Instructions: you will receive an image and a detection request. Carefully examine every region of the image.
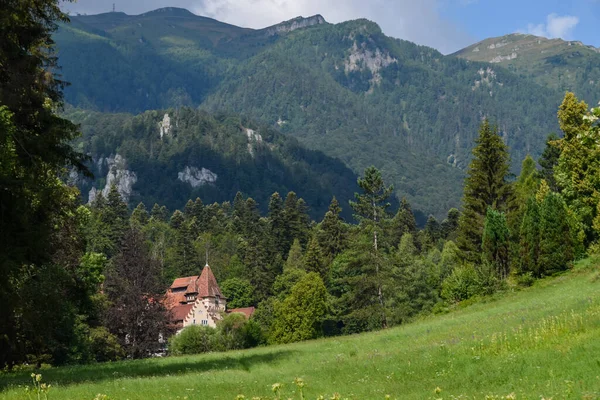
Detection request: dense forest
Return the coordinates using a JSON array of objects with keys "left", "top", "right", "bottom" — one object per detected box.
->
[
  {"left": 66, "top": 108, "right": 360, "bottom": 220},
  {"left": 52, "top": 8, "right": 569, "bottom": 217},
  {"left": 2, "top": 0, "right": 600, "bottom": 370}
]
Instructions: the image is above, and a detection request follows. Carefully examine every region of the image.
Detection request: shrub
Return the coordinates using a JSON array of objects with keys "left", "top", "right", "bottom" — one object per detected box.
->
[
  {"left": 441, "top": 264, "right": 480, "bottom": 303},
  {"left": 168, "top": 325, "right": 219, "bottom": 355}
]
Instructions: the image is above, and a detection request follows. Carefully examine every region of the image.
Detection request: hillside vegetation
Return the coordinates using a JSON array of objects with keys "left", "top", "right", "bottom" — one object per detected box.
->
[
  {"left": 454, "top": 33, "right": 600, "bottom": 104},
  {"left": 1, "top": 258, "right": 599, "bottom": 399},
  {"left": 53, "top": 9, "right": 568, "bottom": 216}
]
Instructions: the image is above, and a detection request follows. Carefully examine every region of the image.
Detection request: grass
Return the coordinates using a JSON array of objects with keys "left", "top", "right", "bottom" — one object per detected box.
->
[{"left": 2, "top": 258, "right": 600, "bottom": 399}]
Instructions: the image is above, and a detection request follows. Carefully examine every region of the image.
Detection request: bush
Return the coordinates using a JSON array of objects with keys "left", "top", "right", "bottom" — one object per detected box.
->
[
  {"left": 168, "top": 325, "right": 219, "bottom": 355},
  {"left": 89, "top": 327, "right": 124, "bottom": 362},
  {"left": 441, "top": 264, "right": 480, "bottom": 303}
]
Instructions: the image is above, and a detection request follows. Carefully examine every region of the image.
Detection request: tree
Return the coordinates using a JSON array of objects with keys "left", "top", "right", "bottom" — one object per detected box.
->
[
  {"left": 554, "top": 93, "right": 600, "bottom": 244},
  {"left": 440, "top": 208, "right": 460, "bottom": 240},
  {"left": 481, "top": 208, "right": 511, "bottom": 280},
  {"left": 102, "top": 184, "right": 129, "bottom": 255},
  {"left": 518, "top": 197, "right": 540, "bottom": 277},
  {"left": 538, "top": 193, "right": 575, "bottom": 276},
  {"left": 317, "top": 197, "right": 347, "bottom": 261},
  {"left": 104, "top": 228, "right": 171, "bottom": 358},
  {"left": 303, "top": 236, "right": 325, "bottom": 278},
  {"left": 131, "top": 202, "right": 149, "bottom": 227},
  {"left": 424, "top": 215, "right": 441, "bottom": 243},
  {"left": 349, "top": 166, "right": 394, "bottom": 328},
  {"left": 0, "top": 0, "right": 87, "bottom": 368},
  {"left": 457, "top": 120, "right": 513, "bottom": 263},
  {"left": 268, "top": 192, "right": 288, "bottom": 256},
  {"left": 538, "top": 133, "right": 561, "bottom": 192},
  {"left": 270, "top": 272, "right": 328, "bottom": 344},
  {"left": 283, "top": 192, "right": 310, "bottom": 247},
  {"left": 221, "top": 278, "right": 255, "bottom": 309}
]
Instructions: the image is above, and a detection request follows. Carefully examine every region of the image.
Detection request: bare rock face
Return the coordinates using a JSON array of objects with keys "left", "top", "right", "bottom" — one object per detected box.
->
[
  {"left": 177, "top": 166, "right": 217, "bottom": 188},
  {"left": 88, "top": 154, "right": 137, "bottom": 203},
  {"left": 265, "top": 15, "right": 326, "bottom": 36},
  {"left": 345, "top": 41, "right": 397, "bottom": 89},
  {"left": 159, "top": 113, "right": 172, "bottom": 139},
  {"left": 245, "top": 128, "right": 263, "bottom": 157}
]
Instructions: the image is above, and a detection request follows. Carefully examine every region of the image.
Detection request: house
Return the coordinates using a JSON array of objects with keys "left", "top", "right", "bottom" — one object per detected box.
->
[{"left": 165, "top": 264, "right": 255, "bottom": 332}]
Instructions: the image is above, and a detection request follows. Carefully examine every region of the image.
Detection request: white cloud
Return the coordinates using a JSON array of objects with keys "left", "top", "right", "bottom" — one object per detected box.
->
[
  {"left": 525, "top": 13, "right": 579, "bottom": 40},
  {"left": 61, "top": 0, "right": 474, "bottom": 54}
]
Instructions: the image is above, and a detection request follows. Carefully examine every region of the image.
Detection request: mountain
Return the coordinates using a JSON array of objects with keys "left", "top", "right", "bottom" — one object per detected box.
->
[
  {"left": 453, "top": 33, "right": 600, "bottom": 104},
  {"left": 54, "top": 9, "right": 578, "bottom": 217},
  {"left": 66, "top": 108, "right": 359, "bottom": 220}
]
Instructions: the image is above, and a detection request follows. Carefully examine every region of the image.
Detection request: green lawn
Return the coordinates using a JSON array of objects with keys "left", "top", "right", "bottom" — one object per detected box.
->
[{"left": 2, "top": 259, "right": 600, "bottom": 400}]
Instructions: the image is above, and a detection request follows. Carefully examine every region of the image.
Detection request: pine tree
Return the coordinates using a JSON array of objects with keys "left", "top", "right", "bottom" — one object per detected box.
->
[
  {"left": 283, "top": 192, "right": 310, "bottom": 247},
  {"left": 303, "top": 236, "right": 325, "bottom": 278},
  {"left": 350, "top": 166, "right": 394, "bottom": 328},
  {"left": 268, "top": 192, "right": 288, "bottom": 256},
  {"left": 518, "top": 197, "right": 540, "bottom": 276},
  {"left": 440, "top": 208, "right": 460, "bottom": 240},
  {"left": 103, "top": 184, "right": 129, "bottom": 255},
  {"left": 481, "top": 208, "right": 511, "bottom": 280},
  {"left": 538, "top": 133, "right": 561, "bottom": 192},
  {"left": 391, "top": 198, "right": 417, "bottom": 246},
  {"left": 131, "top": 202, "right": 149, "bottom": 227},
  {"left": 457, "top": 120, "right": 513, "bottom": 263},
  {"left": 424, "top": 215, "right": 441, "bottom": 243},
  {"left": 317, "top": 197, "right": 347, "bottom": 261},
  {"left": 538, "top": 193, "right": 574, "bottom": 276}
]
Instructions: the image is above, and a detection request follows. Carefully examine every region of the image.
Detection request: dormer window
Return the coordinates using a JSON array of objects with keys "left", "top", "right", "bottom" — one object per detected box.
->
[{"left": 186, "top": 294, "right": 196, "bottom": 302}]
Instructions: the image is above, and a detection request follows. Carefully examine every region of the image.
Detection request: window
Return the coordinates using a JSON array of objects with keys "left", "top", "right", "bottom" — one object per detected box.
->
[
  {"left": 193, "top": 319, "right": 196, "bottom": 325},
  {"left": 202, "top": 320, "right": 208, "bottom": 326}
]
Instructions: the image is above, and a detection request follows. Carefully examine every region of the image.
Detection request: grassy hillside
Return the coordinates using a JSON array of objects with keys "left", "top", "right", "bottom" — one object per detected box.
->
[
  {"left": 2, "top": 258, "right": 599, "bottom": 399},
  {"left": 454, "top": 33, "right": 600, "bottom": 104}
]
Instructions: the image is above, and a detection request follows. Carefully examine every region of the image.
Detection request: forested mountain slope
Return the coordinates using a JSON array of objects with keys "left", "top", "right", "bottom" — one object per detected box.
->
[
  {"left": 67, "top": 108, "right": 359, "bottom": 219},
  {"left": 55, "top": 8, "right": 581, "bottom": 216},
  {"left": 454, "top": 33, "right": 600, "bottom": 104}
]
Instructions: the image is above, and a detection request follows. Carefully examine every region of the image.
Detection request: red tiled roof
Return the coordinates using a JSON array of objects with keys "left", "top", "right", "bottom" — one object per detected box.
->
[
  {"left": 170, "top": 275, "right": 200, "bottom": 291},
  {"left": 197, "top": 265, "right": 223, "bottom": 298},
  {"left": 227, "top": 307, "right": 255, "bottom": 319},
  {"left": 170, "top": 304, "right": 193, "bottom": 322}
]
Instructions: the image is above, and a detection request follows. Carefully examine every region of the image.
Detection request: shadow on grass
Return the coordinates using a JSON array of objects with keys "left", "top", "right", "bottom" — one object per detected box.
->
[{"left": 0, "top": 350, "right": 296, "bottom": 391}]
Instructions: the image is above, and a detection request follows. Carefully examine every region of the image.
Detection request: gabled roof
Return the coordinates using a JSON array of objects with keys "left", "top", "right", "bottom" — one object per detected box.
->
[
  {"left": 227, "top": 307, "right": 255, "bottom": 319},
  {"left": 197, "top": 265, "right": 223, "bottom": 298},
  {"left": 170, "top": 275, "right": 200, "bottom": 291},
  {"left": 170, "top": 304, "right": 194, "bottom": 322}
]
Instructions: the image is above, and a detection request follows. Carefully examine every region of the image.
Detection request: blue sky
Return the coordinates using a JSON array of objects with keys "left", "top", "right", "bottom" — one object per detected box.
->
[
  {"left": 62, "top": 0, "right": 600, "bottom": 54},
  {"left": 442, "top": 0, "right": 600, "bottom": 48}
]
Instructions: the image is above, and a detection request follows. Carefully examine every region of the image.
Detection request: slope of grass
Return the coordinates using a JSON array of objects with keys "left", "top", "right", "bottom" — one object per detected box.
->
[{"left": 2, "top": 258, "right": 600, "bottom": 399}]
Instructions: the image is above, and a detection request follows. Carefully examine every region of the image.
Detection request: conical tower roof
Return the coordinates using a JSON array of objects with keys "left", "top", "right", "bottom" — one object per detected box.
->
[{"left": 197, "top": 264, "right": 222, "bottom": 298}]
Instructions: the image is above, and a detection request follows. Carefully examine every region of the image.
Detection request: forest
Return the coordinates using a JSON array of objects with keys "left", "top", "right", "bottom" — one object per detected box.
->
[{"left": 2, "top": 0, "right": 600, "bottom": 371}]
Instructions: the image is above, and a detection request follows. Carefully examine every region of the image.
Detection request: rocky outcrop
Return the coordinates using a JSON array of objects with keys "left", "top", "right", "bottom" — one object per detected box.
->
[
  {"left": 88, "top": 154, "right": 137, "bottom": 203},
  {"left": 177, "top": 166, "right": 217, "bottom": 188},
  {"left": 245, "top": 128, "right": 263, "bottom": 157},
  {"left": 265, "top": 15, "right": 326, "bottom": 36},
  {"left": 345, "top": 41, "right": 397, "bottom": 88},
  {"left": 159, "top": 113, "right": 172, "bottom": 139}
]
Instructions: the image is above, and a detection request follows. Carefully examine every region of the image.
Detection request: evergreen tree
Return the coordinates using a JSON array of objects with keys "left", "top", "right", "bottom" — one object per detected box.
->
[
  {"left": 268, "top": 192, "right": 288, "bottom": 256},
  {"left": 391, "top": 198, "right": 417, "bottom": 246},
  {"left": 481, "top": 208, "right": 511, "bottom": 280},
  {"left": 518, "top": 197, "right": 540, "bottom": 276},
  {"left": 221, "top": 278, "right": 255, "bottom": 309},
  {"left": 303, "top": 236, "right": 325, "bottom": 278},
  {"left": 283, "top": 192, "right": 310, "bottom": 247},
  {"left": 424, "top": 215, "right": 441, "bottom": 243},
  {"left": 440, "top": 208, "right": 460, "bottom": 240},
  {"left": 349, "top": 166, "right": 394, "bottom": 328},
  {"left": 538, "top": 133, "right": 561, "bottom": 192},
  {"left": 538, "top": 193, "right": 574, "bottom": 276},
  {"left": 102, "top": 185, "right": 129, "bottom": 255},
  {"left": 457, "top": 120, "right": 513, "bottom": 263},
  {"left": 270, "top": 272, "right": 328, "bottom": 344},
  {"left": 317, "top": 197, "right": 347, "bottom": 261},
  {"left": 131, "top": 202, "right": 149, "bottom": 227}
]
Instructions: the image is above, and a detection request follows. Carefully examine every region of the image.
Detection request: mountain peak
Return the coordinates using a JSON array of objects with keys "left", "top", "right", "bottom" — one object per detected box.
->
[
  {"left": 263, "top": 15, "right": 327, "bottom": 36},
  {"left": 139, "top": 7, "right": 196, "bottom": 17}
]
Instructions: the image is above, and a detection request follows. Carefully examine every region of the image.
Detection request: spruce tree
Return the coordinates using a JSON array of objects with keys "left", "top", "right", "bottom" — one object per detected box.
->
[
  {"left": 317, "top": 197, "right": 347, "bottom": 261},
  {"left": 131, "top": 202, "right": 149, "bottom": 227},
  {"left": 303, "top": 236, "right": 325, "bottom": 278},
  {"left": 538, "top": 193, "right": 574, "bottom": 276},
  {"left": 268, "top": 192, "right": 288, "bottom": 256},
  {"left": 350, "top": 166, "right": 394, "bottom": 328},
  {"left": 440, "top": 208, "right": 460, "bottom": 240},
  {"left": 518, "top": 197, "right": 540, "bottom": 276},
  {"left": 538, "top": 133, "right": 561, "bottom": 192},
  {"left": 391, "top": 198, "right": 417, "bottom": 246},
  {"left": 481, "top": 208, "right": 511, "bottom": 280},
  {"left": 457, "top": 120, "right": 513, "bottom": 263}
]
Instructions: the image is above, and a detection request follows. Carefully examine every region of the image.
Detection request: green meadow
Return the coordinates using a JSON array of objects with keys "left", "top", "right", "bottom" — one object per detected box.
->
[{"left": 2, "top": 258, "right": 600, "bottom": 400}]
